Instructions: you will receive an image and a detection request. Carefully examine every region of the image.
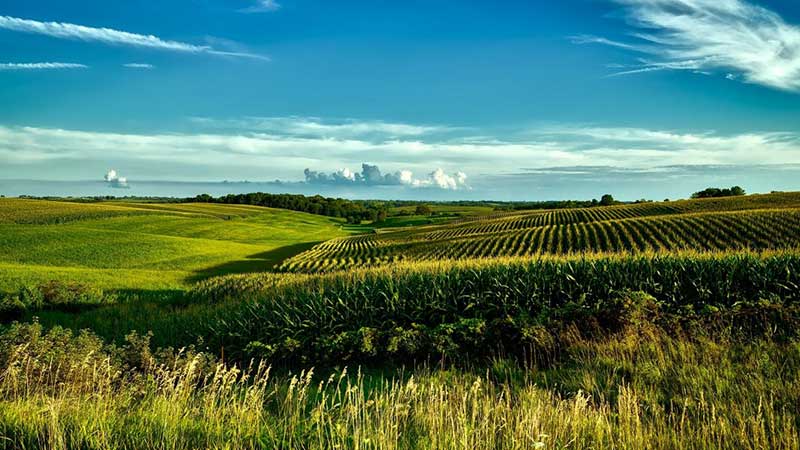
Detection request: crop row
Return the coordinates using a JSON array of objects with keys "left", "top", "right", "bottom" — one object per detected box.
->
[
  {"left": 203, "top": 251, "right": 800, "bottom": 364},
  {"left": 0, "top": 199, "right": 159, "bottom": 225},
  {"left": 422, "top": 203, "right": 683, "bottom": 241},
  {"left": 281, "top": 209, "right": 800, "bottom": 272}
]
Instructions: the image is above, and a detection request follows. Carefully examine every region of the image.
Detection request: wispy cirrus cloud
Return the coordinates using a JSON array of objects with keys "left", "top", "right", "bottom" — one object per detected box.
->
[
  {"left": 189, "top": 116, "right": 454, "bottom": 140},
  {"left": 0, "top": 62, "right": 88, "bottom": 70},
  {"left": 240, "top": 0, "right": 282, "bottom": 13},
  {"left": 123, "top": 63, "right": 154, "bottom": 69},
  {"left": 0, "top": 15, "right": 268, "bottom": 60},
  {"left": 575, "top": 0, "right": 800, "bottom": 92}
]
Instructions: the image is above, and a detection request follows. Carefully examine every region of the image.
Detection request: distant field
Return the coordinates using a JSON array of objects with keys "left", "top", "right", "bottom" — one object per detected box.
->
[
  {"left": 280, "top": 192, "right": 800, "bottom": 272},
  {"left": 0, "top": 199, "right": 351, "bottom": 292}
]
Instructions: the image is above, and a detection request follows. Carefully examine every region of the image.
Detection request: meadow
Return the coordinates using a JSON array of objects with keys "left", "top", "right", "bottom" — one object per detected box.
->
[
  {"left": 0, "top": 199, "right": 352, "bottom": 291},
  {"left": 1, "top": 193, "right": 800, "bottom": 449}
]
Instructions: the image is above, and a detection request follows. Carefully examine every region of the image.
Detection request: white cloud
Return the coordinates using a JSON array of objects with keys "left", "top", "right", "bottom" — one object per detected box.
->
[
  {"left": 0, "top": 15, "right": 268, "bottom": 60},
  {"left": 576, "top": 0, "right": 800, "bottom": 92},
  {"left": 304, "top": 164, "right": 470, "bottom": 190},
  {"left": 104, "top": 169, "right": 129, "bottom": 188},
  {"left": 123, "top": 63, "right": 154, "bottom": 69},
  {"left": 2, "top": 123, "right": 800, "bottom": 182},
  {"left": 240, "top": 0, "right": 281, "bottom": 13},
  {"left": 422, "top": 169, "right": 469, "bottom": 190},
  {"left": 0, "top": 62, "right": 87, "bottom": 70},
  {"left": 190, "top": 116, "right": 449, "bottom": 140}
]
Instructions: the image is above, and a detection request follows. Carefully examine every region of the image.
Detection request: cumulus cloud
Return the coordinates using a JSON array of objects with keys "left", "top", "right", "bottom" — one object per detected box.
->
[
  {"left": 104, "top": 169, "right": 129, "bottom": 188},
  {"left": 240, "top": 0, "right": 281, "bottom": 13},
  {"left": 0, "top": 62, "right": 87, "bottom": 70},
  {"left": 0, "top": 15, "right": 268, "bottom": 60},
  {"left": 123, "top": 63, "right": 154, "bottom": 69},
  {"left": 576, "top": 0, "right": 800, "bottom": 92},
  {"left": 304, "top": 164, "right": 469, "bottom": 190}
]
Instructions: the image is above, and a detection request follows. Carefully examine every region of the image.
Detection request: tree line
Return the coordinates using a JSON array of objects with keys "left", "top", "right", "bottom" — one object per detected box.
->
[
  {"left": 190, "top": 193, "right": 387, "bottom": 224},
  {"left": 691, "top": 186, "right": 746, "bottom": 199}
]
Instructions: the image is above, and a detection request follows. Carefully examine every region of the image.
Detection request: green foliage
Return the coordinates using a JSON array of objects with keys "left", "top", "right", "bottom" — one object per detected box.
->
[
  {"left": 194, "top": 192, "right": 389, "bottom": 222},
  {"left": 0, "top": 321, "right": 799, "bottom": 449},
  {"left": 415, "top": 204, "right": 433, "bottom": 216},
  {"left": 692, "top": 185, "right": 747, "bottom": 198},
  {"left": 599, "top": 194, "right": 615, "bottom": 206},
  {"left": 192, "top": 252, "right": 800, "bottom": 365},
  {"left": 0, "top": 281, "right": 113, "bottom": 320}
]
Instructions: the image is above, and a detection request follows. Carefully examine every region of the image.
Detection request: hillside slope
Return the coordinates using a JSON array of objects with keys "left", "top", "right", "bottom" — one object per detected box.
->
[{"left": 0, "top": 199, "right": 351, "bottom": 291}]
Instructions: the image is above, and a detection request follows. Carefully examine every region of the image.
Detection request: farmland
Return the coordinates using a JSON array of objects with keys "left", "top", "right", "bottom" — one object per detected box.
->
[
  {"left": 1, "top": 193, "right": 800, "bottom": 449},
  {"left": 0, "top": 199, "right": 352, "bottom": 291},
  {"left": 281, "top": 192, "right": 800, "bottom": 272}
]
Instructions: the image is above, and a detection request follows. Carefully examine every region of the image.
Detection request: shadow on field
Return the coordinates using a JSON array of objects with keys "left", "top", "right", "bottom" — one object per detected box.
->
[{"left": 186, "top": 241, "right": 321, "bottom": 283}]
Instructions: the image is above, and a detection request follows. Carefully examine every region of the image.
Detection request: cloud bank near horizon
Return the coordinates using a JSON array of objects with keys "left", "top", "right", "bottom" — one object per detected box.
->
[
  {"left": 304, "top": 164, "right": 469, "bottom": 190},
  {"left": 2, "top": 118, "right": 800, "bottom": 188}
]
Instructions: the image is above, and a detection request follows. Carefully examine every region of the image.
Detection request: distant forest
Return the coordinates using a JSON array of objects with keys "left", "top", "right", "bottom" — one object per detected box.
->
[{"left": 189, "top": 192, "right": 627, "bottom": 223}]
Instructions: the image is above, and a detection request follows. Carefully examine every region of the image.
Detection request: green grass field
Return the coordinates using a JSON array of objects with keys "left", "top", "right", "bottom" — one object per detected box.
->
[{"left": 0, "top": 199, "right": 352, "bottom": 292}]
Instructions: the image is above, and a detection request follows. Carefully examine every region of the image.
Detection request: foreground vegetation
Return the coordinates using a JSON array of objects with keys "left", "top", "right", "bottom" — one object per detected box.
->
[
  {"left": 2, "top": 192, "right": 800, "bottom": 448},
  {"left": 1, "top": 318, "right": 798, "bottom": 449}
]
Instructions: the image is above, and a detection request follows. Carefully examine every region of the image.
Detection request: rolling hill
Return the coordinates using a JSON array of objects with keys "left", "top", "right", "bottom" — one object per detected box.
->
[{"left": 0, "top": 199, "right": 351, "bottom": 291}]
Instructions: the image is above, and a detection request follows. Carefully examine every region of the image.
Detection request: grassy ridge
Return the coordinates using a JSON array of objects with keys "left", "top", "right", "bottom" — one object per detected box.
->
[{"left": 0, "top": 199, "right": 351, "bottom": 291}]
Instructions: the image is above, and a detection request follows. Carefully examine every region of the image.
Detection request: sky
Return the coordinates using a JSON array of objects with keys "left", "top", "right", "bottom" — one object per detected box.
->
[{"left": 1, "top": 0, "right": 800, "bottom": 200}]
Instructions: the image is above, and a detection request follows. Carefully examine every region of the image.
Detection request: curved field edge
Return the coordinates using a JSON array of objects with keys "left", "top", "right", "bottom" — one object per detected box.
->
[{"left": 0, "top": 199, "right": 354, "bottom": 291}]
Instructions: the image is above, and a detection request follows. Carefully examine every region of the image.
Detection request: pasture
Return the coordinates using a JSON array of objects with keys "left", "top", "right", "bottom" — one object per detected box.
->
[{"left": 0, "top": 199, "right": 351, "bottom": 291}]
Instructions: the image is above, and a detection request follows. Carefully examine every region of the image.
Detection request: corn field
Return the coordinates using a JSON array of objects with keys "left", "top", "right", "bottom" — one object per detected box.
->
[{"left": 281, "top": 205, "right": 800, "bottom": 272}]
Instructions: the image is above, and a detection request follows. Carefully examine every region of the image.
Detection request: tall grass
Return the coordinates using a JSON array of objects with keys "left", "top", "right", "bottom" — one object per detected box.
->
[{"left": 0, "top": 321, "right": 797, "bottom": 449}]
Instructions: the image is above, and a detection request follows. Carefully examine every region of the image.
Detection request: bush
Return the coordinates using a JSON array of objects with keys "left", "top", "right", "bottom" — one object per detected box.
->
[{"left": 0, "top": 281, "right": 114, "bottom": 321}]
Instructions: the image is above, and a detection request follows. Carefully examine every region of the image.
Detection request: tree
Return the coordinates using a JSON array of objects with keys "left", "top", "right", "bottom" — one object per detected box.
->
[
  {"left": 415, "top": 205, "right": 433, "bottom": 216},
  {"left": 691, "top": 186, "right": 746, "bottom": 199},
  {"left": 730, "top": 186, "right": 746, "bottom": 196},
  {"left": 599, "top": 194, "right": 615, "bottom": 206},
  {"left": 376, "top": 210, "right": 387, "bottom": 223}
]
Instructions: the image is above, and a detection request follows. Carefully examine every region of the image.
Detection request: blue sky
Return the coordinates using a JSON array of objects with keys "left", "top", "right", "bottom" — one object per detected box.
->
[{"left": 1, "top": 0, "right": 800, "bottom": 200}]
